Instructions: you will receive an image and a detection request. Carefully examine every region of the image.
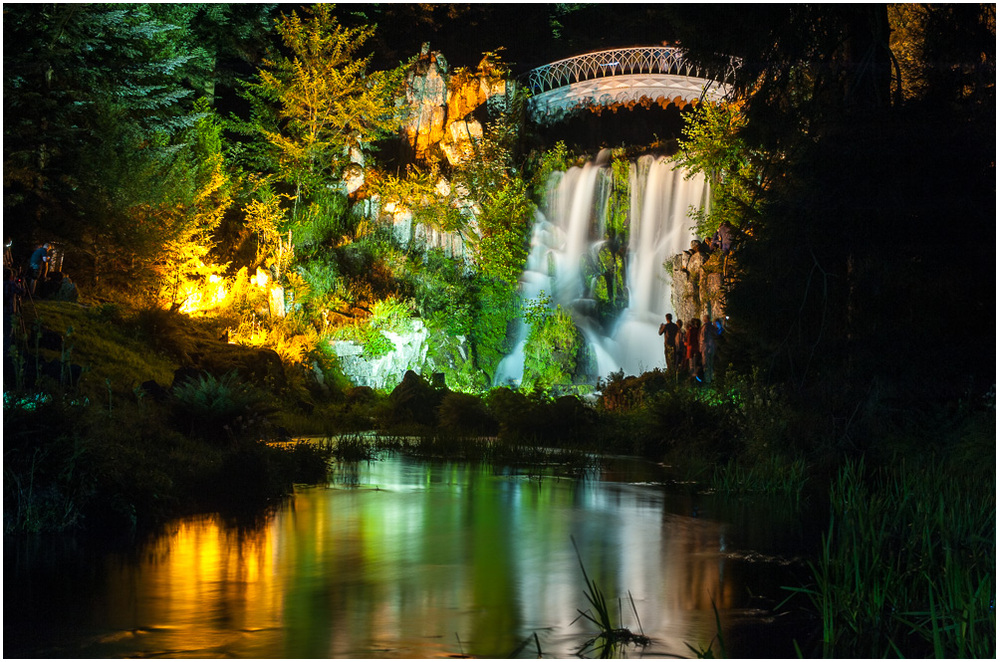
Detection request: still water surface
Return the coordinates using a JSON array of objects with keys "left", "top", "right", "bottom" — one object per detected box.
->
[{"left": 6, "top": 455, "right": 816, "bottom": 658}]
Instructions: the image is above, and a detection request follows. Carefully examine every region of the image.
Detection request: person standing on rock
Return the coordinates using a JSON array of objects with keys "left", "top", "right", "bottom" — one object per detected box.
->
[
  {"left": 674, "top": 319, "right": 686, "bottom": 371},
  {"left": 701, "top": 315, "right": 718, "bottom": 384},
  {"left": 657, "top": 313, "right": 678, "bottom": 371},
  {"left": 686, "top": 318, "right": 701, "bottom": 378}
]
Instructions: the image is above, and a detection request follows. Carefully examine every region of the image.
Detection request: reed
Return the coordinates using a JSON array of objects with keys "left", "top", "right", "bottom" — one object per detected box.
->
[
  {"left": 570, "top": 536, "right": 651, "bottom": 657},
  {"left": 785, "top": 457, "right": 995, "bottom": 658},
  {"left": 710, "top": 455, "right": 807, "bottom": 501},
  {"left": 684, "top": 596, "right": 728, "bottom": 659}
]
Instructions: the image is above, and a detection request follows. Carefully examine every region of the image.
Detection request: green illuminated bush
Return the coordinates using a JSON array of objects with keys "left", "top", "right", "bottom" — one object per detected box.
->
[
  {"left": 530, "top": 140, "right": 574, "bottom": 200},
  {"left": 522, "top": 304, "right": 584, "bottom": 390}
]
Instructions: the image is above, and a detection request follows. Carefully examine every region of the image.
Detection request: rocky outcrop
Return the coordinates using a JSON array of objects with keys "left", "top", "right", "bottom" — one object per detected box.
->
[
  {"left": 330, "top": 320, "right": 432, "bottom": 391},
  {"left": 670, "top": 241, "right": 728, "bottom": 323},
  {"left": 404, "top": 45, "right": 450, "bottom": 162},
  {"left": 387, "top": 369, "right": 447, "bottom": 428},
  {"left": 403, "top": 45, "right": 509, "bottom": 166}
]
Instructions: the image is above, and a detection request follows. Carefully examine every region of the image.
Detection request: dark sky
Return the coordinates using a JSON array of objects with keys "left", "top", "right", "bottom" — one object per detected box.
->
[{"left": 337, "top": 4, "right": 684, "bottom": 73}]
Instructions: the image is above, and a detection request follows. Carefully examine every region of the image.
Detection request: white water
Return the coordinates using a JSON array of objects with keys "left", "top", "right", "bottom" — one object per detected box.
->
[{"left": 494, "top": 154, "right": 709, "bottom": 386}]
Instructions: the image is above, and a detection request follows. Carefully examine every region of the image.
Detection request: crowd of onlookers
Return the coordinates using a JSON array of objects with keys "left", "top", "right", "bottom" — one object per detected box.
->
[{"left": 657, "top": 312, "right": 723, "bottom": 384}]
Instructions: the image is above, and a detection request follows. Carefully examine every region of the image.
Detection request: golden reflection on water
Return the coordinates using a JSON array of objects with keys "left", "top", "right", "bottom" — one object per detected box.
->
[
  {"left": 105, "top": 514, "right": 283, "bottom": 657},
  {"left": 39, "top": 458, "right": 785, "bottom": 658}
]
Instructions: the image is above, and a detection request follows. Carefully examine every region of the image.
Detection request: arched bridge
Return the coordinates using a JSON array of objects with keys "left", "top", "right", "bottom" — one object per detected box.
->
[{"left": 524, "top": 46, "right": 735, "bottom": 124}]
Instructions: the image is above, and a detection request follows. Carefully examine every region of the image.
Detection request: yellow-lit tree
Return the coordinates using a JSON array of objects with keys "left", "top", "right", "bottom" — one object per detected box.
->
[
  {"left": 156, "top": 99, "right": 232, "bottom": 312},
  {"left": 247, "top": 3, "right": 404, "bottom": 216}
]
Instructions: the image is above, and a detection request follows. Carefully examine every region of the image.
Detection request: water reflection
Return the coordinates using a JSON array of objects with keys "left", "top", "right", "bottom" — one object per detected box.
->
[{"left": 5, "top": 456, "right": 812, "bottom": 658}]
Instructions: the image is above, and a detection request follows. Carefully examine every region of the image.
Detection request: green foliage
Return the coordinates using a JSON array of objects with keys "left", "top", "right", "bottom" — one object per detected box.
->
[
  {"left": 368, "top": 297, "right": 415, "bottom": 335},
  {"left": 469, "top": 277, "right": 519, "bottom": 377},
  {"left": 379, "top": 370, "right": 445, "bottom": 432},
  {"left": 4, "top": 4, "right": 237, "bottom": 285},
  {"left": 332, "top": 296, "right": 412, "bottom": 359},
  {"left": 157, "top": 98, "right": 233, "bottom": 308},
  {"left": 596, "top": 369, "right": 672, "bottom": 414},
  {"left": 408, "top": 249, "right": 476, "bottom": 336},
  {"left": 788, "top": 458, "right": 995, "bottom": 658},
  {"left": 711, "top": 455, "right": 808, "bottom": 500},
  {"left": 291, "top": 186, "right": 352, "bottom": 249},
  {"left": 522, "top": 304, "right": 585, "bottom": 390},
  {"left": 675, "top": 103, "right": 762, "bottom": 239},
  {"left": 586, "top": 149, "right": 632, "bottom": 324},
  {"left": 436, "top": 392, "right": 497, "bottom": 436},
  {"left": 242, "top": 4, "right": 404, "bottom": 201},
  {"left": 606, "top": 149, "right": 631, "bottom": 238},
  {"left": 530, "top": 140, "right": 573, "bottom": 200},
  {"left": 473, "top": 177, "right": 535, "bottom": 286},
  {"left": 371, "top": 161, "right": 467, "bottom": 234}
]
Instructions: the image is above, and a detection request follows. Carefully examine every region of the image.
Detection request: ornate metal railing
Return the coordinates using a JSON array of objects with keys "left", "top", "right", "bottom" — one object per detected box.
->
[{"left": 523, "top": 46, "right": 737, "bottom": 96}]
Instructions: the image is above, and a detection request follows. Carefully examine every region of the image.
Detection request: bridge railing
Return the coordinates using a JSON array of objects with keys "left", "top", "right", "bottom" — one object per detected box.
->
[{"left": 523, "top": 46, "right": 737, "bottom": 95}]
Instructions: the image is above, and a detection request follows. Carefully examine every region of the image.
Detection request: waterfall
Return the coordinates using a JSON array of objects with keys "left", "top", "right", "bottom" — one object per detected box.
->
[{"left": 494, "top": 153, "right": 709, "bottom": 387}]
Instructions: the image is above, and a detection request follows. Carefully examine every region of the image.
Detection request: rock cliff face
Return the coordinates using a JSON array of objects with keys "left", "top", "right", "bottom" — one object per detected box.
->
[
  {"left": 403, "top": 45, "right": 508, "bottom": 166},
  {"left": 669, "top": 242, "right": 728, "bottom": 324}
]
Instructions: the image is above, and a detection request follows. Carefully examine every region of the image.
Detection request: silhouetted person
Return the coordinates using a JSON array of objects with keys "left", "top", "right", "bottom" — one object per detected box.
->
[
  {"left": 658, "top": 313, "right": 678, "bottom": 370},
  {"left": 686, "top": 318, "right": 701, "bottom": 378},
  {"left": 712, "top": 222, "right": 734, "bottom": 254},
  {"left": 701, "top": 315, "right": 718, "bottom": 384},
  {"left": 29, "top": 242, "right": 50, "bottom": 294},
  {"left": 675, "top": 319, "right": 686, "bottom": 370}
]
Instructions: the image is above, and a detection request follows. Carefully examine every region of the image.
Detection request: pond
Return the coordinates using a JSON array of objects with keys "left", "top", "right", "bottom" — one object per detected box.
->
[{"left": 5, "top": 454, "right": 819, "bottom": 658}]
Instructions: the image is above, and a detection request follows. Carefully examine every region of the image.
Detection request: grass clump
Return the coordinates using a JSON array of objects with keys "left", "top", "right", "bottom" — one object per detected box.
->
[
  {"left": 787, "top": 457, "right": 995, "bottom": 658},
  {"left": 570, "top": 536, "right": 651, "bottom": 658}
]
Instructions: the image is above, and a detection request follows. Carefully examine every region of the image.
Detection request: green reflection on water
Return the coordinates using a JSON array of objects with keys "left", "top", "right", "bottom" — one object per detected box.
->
[{"left": 7, "top": 455, "right": 813, "bottom": 658}]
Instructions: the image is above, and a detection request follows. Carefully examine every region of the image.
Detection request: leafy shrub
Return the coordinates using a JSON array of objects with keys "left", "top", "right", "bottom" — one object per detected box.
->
[
  {"left": 485, "top": 387, "right": 535, "bottom": 439},
  {"left": 469, "top": 278, "right": 519, "bottom": 376},
  {"left": 89, "top": 302, "right": 126, "bottom": 326},
  {"left": 298, "top": 257, "right": 342, "bottom": 310},
  {"left": 128, "top": 304, "right": 188, "bottom": 357},
  {"left": 642, "top": 387, "right": 735, "bottom": 461},
  {"left": 172, "top": 371, "right": 274, "bottom": 443},
  {"left": 369, "top": 296, "right": 414, "bottom": 335},
  {"left": 292, "top": 188, "right": 350, "bottom": 249},
  {"left": 378, "top": 370, "right": 445, "bottom": 432},
  {"left": 530, "top": 140, "right": 573, "bottom": 200},
  {"left": 208, "top": 442, "right": 292, "bottom": 510},
  {"left": 522, "top": 304, "right": 584, "bottom": 390},
  {"left": 597, "top": 369, "right": 671, "bottom": 413},
  {"left": 408, "top": 249, "right": 476, "bottom": 336},
  {"left": 3, "top": 398, "right": 89, "bottom": 533},
  {"left": 437, "top": 392, "right": 497, "bottom": 436}
]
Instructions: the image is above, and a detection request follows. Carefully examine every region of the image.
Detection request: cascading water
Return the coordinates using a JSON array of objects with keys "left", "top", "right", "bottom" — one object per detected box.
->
[{"left": 494, "top": 153, "right": 710, "bottom": 387}]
